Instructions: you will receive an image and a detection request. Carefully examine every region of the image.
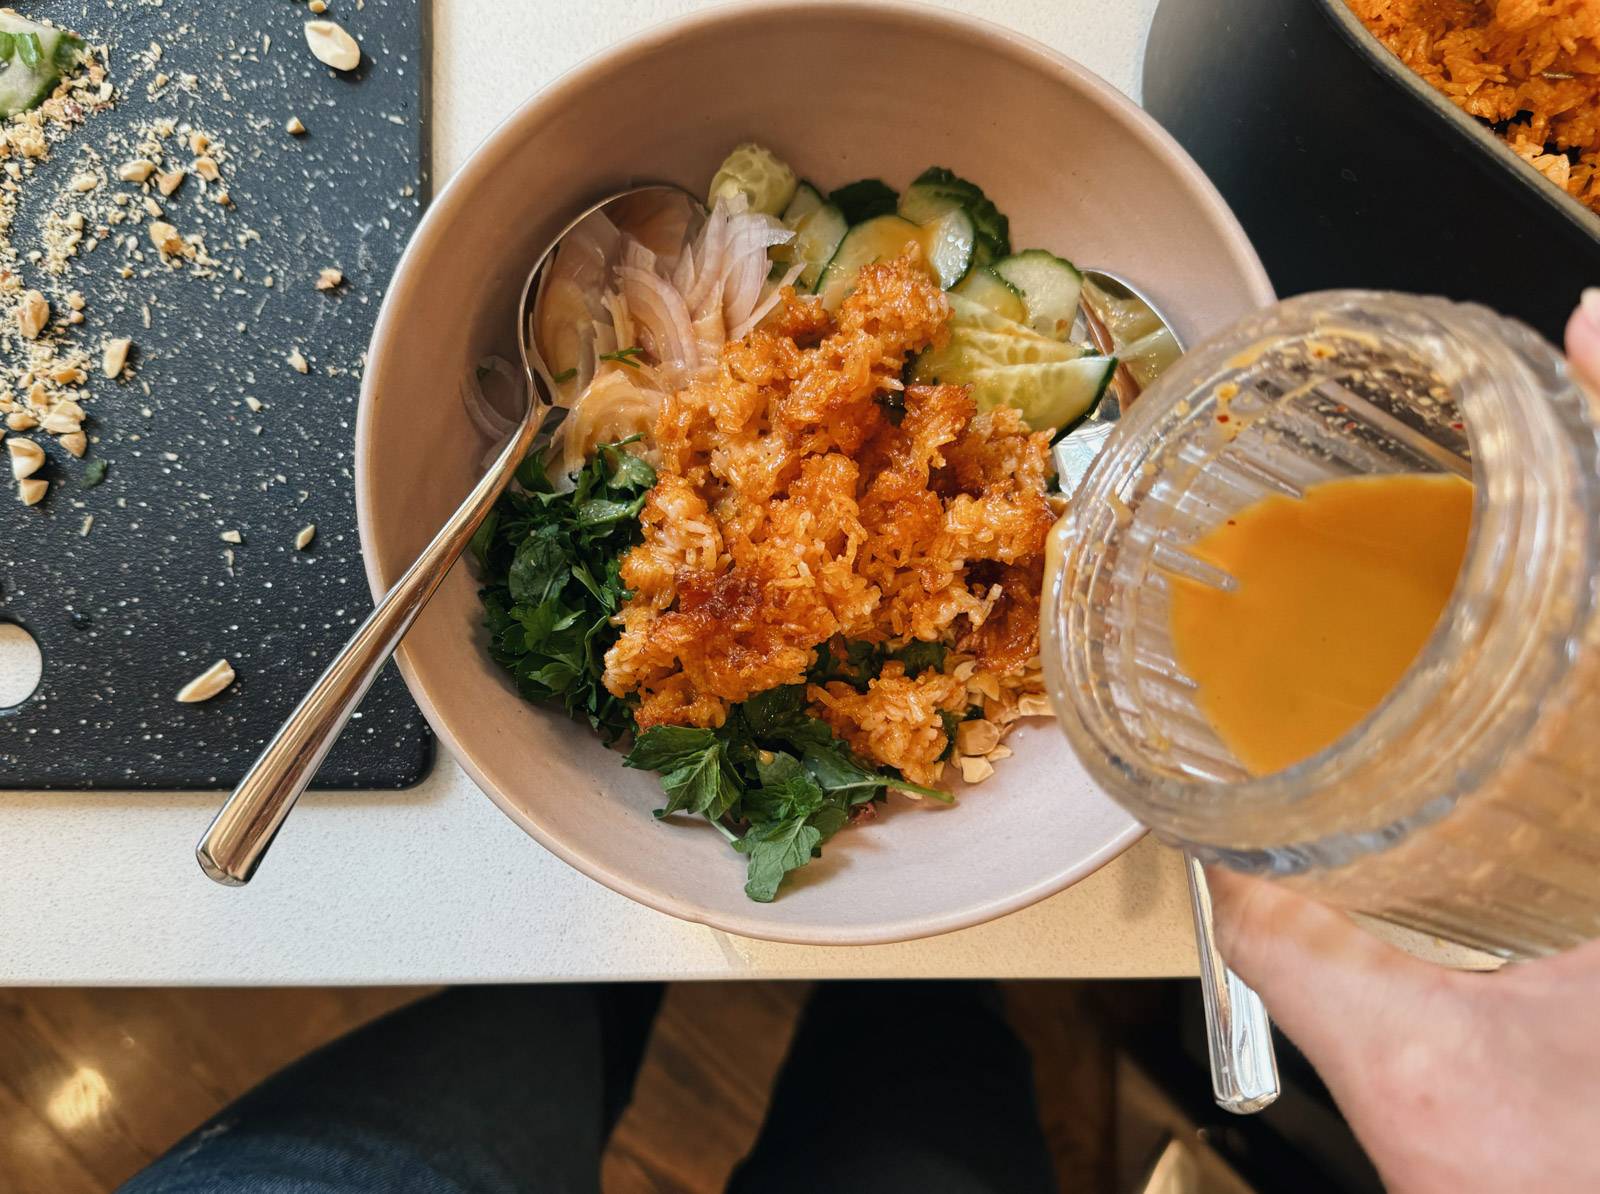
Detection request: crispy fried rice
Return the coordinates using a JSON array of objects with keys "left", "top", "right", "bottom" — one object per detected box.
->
[
  {"left": 602, "top": 249, "right": 1055, "bottom": 786},
  {"left": 1348, "top": 0, "right": 1600, "bottom": 215}
]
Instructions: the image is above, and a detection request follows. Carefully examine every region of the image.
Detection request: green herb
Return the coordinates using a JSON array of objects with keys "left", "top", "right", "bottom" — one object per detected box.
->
[
  {"left": 828, "top": 179, "right": 899, "bottom": 224},
  {"left": 937, "top": 710, "right": 963, "bottom": 762},
  {"left": 15, "top": 32, "right": 41, "bottom": 69},
  {"left": 81, "top": 459, "right": 108, "bottom": 488},
  {"left": 475, "top": 437, "right": 656, "bottom": 743},
  {"left": 598, "top": 346, "right": 646, "bottom": 369},
  {"left": 550, "top": 367, "right": 577, "bottom": 384},
  {"left": 626, "top": 681, "right": 952, "bottom": 901},
  {"left": 0, "top": 33, "right": 15, "bottom": 62}
]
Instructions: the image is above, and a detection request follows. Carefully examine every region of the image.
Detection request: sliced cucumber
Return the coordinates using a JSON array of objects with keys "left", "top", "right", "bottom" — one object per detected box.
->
[
  {"left": 781, "top": 182, "right": 825, "bottom": 226},
  {"left": 993, "top": 250, "right": 1084, "bottom": 340},
  {"left": 965, "top": 357, "right": 1117, "bottom": 433},
  {"left": 912, "top": 324, "right": 1085, "bottom": 385},
  {"left": 920, "top": 206, "right": 975, "bottom": 290},
  {"left": 904, "top": 168, "right": 1012, "bottom": 261},
  {"left": 952, "top": 267, "right": 1026, "bottom": 323},
  {"left": 815, "top": 211, "right": 974, "bottom": 310},
  {"left": 0, "top": 13, "right": 81, "bottom": 117},
  {"left": 828, "top": 179, "right": 899, "bottom": 224},
  {"left": 789, "top": 202, "right": 848, "bottom": 291}
]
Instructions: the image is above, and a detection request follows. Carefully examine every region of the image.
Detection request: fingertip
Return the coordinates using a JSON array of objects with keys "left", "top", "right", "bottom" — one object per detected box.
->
[{"left": 1566, "top": 289, "right": 1600, "bottom": 389}]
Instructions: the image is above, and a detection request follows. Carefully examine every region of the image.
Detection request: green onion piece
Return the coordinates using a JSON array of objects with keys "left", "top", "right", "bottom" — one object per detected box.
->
[
  {"left": 550, "top": 367, "right": 577, "bottom": 383},
  {"left": 0, "top": 33, "right": 16, "bottom": 63},
  {"left": 16, "top": 32, "right": 42, "bottom": 69}
]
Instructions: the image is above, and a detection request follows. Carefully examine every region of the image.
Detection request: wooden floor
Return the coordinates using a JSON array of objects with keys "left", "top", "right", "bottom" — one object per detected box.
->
[{"left": 0, "top": 982, "right": 1128, "bottom": 1192}]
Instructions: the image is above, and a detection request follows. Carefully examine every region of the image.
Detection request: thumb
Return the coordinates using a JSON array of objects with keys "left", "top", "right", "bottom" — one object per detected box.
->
[
  {"left": 1205, "top": 867, "right": 1457, "bottom": 1089},
  {"left": 1567, "top": 288, "right": 1600, "bottom": 391}
]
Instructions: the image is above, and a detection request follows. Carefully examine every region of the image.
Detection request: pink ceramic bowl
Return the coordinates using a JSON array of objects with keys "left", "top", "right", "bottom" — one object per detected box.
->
[{"left": 357, "top": 0, "right": 1273, "bottom": 945}]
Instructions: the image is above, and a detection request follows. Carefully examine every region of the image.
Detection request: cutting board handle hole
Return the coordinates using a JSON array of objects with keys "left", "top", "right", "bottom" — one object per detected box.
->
[{"left": 0, "top": 620, "right": 43, "bottom": 709}]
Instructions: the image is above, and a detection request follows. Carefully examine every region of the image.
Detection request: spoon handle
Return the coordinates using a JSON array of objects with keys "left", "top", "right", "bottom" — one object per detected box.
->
[
  {"left": 1183, "top": 849, "right": 1281, "bottom": 1114},
  {"left": 195, "top": 414, "right": 539, "bottom": 886}
]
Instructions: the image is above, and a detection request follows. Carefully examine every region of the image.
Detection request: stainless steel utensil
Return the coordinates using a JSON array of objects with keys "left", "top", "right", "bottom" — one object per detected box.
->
[
  {"left": 195, "top": 184, "right": 693, "bottom": 886},
  {"left": 1057, "top": 268, "right": 1281, "bottom": 1115}
]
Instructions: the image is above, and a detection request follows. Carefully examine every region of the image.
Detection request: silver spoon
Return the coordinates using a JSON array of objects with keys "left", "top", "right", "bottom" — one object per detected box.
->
[
  {"left": 1057, "top": 268, "right": 1281, "bottom": 1116},
  {"left": 195, "top": 184, "right": 693, "bottom": 886}
]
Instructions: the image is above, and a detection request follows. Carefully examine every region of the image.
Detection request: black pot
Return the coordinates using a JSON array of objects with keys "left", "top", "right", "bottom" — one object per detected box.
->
[{"left": 1145, "top": 0, "right": 1600, "bottom": 345}]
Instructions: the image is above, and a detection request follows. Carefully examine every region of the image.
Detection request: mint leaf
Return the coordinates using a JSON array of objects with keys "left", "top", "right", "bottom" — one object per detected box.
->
[
  {"left": 625, "top": 725, "right": 717, "bottom": 772},
  {"left": 736, "top": 817, "right": 823, "bottom": 902},
  {"left": 659, "top": 744, "right": 740, "bottom": 819}
]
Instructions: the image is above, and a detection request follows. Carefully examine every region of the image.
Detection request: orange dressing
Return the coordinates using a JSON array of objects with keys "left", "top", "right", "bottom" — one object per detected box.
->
[{"left": 1167, "top": 473, "right": 1474, "bottom": 776}]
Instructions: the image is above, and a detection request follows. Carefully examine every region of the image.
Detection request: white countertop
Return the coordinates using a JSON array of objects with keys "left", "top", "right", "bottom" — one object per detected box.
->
[{"left": 0, "top": 0, "right": 1213, "bottom": 985}]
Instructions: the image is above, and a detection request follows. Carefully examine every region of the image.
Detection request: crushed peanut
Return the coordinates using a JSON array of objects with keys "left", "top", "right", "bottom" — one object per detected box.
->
[
  {"left": 286, "top": 115, "right": 306, "bottom": 136},
  {"left": 304, "top": 19, "right": 361, "bottom": 71},
  {"left": 102, "top": 337, "right": 132, "bottom": 378},
  {"left": 117, "top": 158, "right": 155, "bottom": 182},
  {"left": 16, "top": 291, "right": 49, "bottom": 339},
  {"left": 176, "top": 659, "right": 236, "bottom": 704},
  {"left": 315, "top": 267, "right": 342, "bottom": 290},
  {"left": 287, "top": 347, "right": 309, "bottom": 373},
  {"left": 294, "top": 524, "right": 316, "bottom": 550},
  {"left": 17, "top": 477, "right": 47, "bottom": 506},
  {"left": 8, "top": 437, "right": 45, "bottom": 480}
]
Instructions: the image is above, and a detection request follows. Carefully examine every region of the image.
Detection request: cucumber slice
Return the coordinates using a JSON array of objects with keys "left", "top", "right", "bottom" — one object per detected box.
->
[
  {"left": 966, "top": 357, "right": 1117, "bottom": 433},
  {"left": 790, "top": 203, "right": 848, "bottom": 291},
  {"left": 912, "top": 325, "right": 1085, "bottom": 385},
  {"left": 905, "top": 168, "right": 1012, "bottom": 260},
  {"left": 0, "top": 13, "right": 80, "bottom": 117},
  {"left": 815, "top": 211, "right": 973, "bottom": 310},
  {"left": 828, "top": 179, "right": 898, "bottom": 224},
  {"left": 920, "top": 206, "right": 975, "bottom": 290},
  {"left": 708, "top": 142, "right": 797, "bottom": 216},
  {"left": 781, "top": 182, "right": 825, "bottom": 226},
  {"left": 1116, "top": 325, "right": 1182, "bottom": 391},
  {"left": 952, "top": 267, "right": 1026, "bottom": 322},
  {"left": 816, "top": 215, "right": 921, "bottom": 309},
  {"left": 993, "top": 250, "right": 1084, "bottom": 340}
]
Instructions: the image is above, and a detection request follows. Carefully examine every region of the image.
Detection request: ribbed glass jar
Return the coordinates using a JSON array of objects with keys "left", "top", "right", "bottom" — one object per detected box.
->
[{"left": 1044, "top": 290, "right": 1600, "bottom": 958}]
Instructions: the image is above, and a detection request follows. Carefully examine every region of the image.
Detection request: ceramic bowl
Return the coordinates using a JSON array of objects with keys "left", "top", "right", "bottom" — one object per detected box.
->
[{"left": 357, "top": 0, "right": 1272, "bottom": 945}]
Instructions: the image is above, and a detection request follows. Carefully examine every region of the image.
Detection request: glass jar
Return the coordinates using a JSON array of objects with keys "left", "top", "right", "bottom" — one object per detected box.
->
[{"left": 1043, "top": 290, "right": 1600, "bottom": 959}]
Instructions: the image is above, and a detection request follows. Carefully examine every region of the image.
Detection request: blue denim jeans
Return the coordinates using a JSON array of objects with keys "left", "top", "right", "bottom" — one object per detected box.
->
[{"left": 120, "top": 981, "right": 1057, "bottom": 1194}]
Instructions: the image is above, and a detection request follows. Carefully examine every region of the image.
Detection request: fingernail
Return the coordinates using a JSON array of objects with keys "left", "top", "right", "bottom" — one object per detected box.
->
[{"left": 1583, "top": 288, "right": 1600, "bottom": 331}]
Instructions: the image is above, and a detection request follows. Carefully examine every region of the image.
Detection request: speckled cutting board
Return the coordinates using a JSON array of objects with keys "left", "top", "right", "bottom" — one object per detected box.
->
[{"left": 0, "top": 0, "right": 433, "bottom": 788}]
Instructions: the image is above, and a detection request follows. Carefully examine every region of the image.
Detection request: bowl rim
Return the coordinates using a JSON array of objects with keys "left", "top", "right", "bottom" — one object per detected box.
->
[
  {"left": 1316, "top": 0, "right": 1600, "bottom": 242},
  {"left": 355, "top": 0, "right": 1270, "bottom": 945}
]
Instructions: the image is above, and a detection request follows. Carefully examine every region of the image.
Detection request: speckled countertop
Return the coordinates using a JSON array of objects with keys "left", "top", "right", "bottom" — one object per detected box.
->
[{"left": 0, "top": 0, "right": 1215, "bottom": 984}]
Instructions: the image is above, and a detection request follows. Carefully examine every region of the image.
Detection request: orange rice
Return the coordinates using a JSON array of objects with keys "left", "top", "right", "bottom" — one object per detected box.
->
[
  {"left": 602, "top": 250, "right": 1055, "bottom": 785},
  {"left": 1346, "top": 0, "right": 1600, "bottom": 214}
]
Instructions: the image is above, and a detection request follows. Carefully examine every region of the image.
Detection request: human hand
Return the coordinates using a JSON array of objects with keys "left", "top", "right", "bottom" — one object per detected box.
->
[{"left": 1202, "top": 289, "right": 1600, "bottom": 1194}]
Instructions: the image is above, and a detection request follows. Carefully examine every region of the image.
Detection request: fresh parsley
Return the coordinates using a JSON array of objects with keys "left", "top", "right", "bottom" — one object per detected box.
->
[
  {"left": 475, "top": 437, "right": 655, "bottom": 744},
  {"left": 625, "top": 683, "right": 948, "bottom": 902},
  {"left": 81, "top": 459, "right": 108, "bottom": 488}
]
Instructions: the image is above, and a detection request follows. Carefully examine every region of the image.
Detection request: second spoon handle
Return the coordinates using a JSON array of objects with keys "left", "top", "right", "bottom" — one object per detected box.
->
[
  {"left": 195, "top": 410, "right": 540, "bottom": 887},
  {"left": 1183, "top": 849, "right": 1281, "bottom": 1114}
]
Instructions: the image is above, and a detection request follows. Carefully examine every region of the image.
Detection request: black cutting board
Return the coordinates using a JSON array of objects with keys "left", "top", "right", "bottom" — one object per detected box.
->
[{"left": 0, "top": 0, "right": 433, "bottom": 788}]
